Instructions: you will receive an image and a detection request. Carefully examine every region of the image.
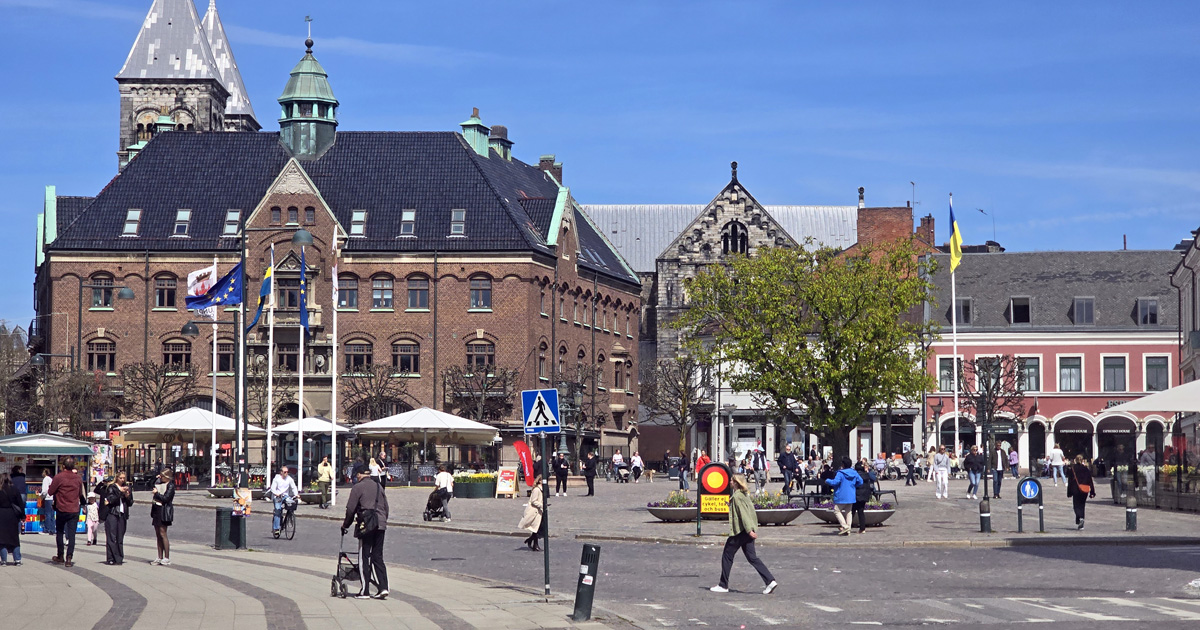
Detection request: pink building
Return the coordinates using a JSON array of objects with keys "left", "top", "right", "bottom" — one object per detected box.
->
[{"left": 926, "top": 250, "right": 1179, "bottom": 471}]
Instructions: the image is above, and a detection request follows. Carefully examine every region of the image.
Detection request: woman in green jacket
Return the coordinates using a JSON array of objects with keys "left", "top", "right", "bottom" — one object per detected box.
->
[{"left": 711, "top": 474, "right": 778, "bottom": 594}]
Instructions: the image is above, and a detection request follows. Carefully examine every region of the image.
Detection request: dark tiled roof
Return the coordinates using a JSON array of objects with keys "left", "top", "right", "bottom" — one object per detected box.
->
[
  {"left": 48, "top": 131, "right": 638, "bottom": 285},
  {"left": 56, "top": 196, "right": 94, "bottom": 232},
  {"left": 927, "top": 250, "right": 1178, "bottom": 331}
]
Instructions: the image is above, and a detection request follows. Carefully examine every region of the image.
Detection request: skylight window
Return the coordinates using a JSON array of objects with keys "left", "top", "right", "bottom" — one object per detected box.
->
[
  {"left": 400, "top": 210, "right": 416, "bottom": 236},
  {"left": 173, "top": 209, "right": 191, "bottom": 236},
  {"left": 122, "top": 209, "right": 142, "bottom": 236},
  {"left": 350, "top": 210, "right": 367, "bottom": 237},
  {"left": 223, "top": 210, "right": 240, "bottom": 236},
  {"left": 450, "top": 209, "right": 465, "bottom": 235}
]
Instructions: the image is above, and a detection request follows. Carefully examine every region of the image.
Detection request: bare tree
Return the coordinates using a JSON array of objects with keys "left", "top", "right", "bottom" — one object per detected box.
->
[
  {"left": 0, "top": 323, "right": 26, "bottom": 432},
  {"left": 955, "top": 355, "right": 1029, "bottom": 486},
  {"left": 43, "top": 367, "right": 114, "bottom": 435},
  {"left": 245, "top": 360, "right": 297, "bottom": 423},
  {"left": 556, "top": 363, "right": 610, "bottom": 458},
  {"left": 120, "top": 361, "right": 198, "bottom": 420},
  {"left": 341, "top": 362, "right": 412, "bottom": 423},
  {"left": 441, "top": 364, "right": 520, "bottom": 424},
  {"left": 640, "top": 355, "right": 708, "bottom": 456}
]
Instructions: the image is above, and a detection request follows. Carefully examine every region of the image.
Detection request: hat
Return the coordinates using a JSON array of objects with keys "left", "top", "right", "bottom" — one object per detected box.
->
[
  {"left": 87, "top": 492, "right": 99, "bottom": 500},
  {"left": 353, "top": 463, "right": 371, "bottom": 476}
]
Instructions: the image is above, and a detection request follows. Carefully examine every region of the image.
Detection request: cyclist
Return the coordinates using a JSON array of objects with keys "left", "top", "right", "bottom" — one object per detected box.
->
[{"left": 269, "top": 466, "right": 300, "bottom": 537}]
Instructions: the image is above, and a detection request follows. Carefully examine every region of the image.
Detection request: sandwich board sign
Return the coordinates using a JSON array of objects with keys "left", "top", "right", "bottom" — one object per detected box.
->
[{"left": 522, "top": 389, "right": 561, "bottom": 434}]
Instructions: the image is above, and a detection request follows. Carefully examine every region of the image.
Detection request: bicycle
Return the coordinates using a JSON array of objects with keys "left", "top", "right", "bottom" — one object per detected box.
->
[{"left": 273, "top": 496, "right": 297, "bottom": 540}]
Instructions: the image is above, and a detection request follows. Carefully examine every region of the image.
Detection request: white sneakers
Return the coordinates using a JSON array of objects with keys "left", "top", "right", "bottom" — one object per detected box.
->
[
  {"left": 710, "top": 585, "right": 729, "bottom": 593},
  {"left": 763, "top": 581, "right": 778, "bottom": 595}
]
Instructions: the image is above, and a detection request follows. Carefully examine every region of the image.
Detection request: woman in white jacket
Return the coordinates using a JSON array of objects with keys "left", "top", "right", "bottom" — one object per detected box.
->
[{"left": 518, "top": 475, "right": 544, "bottom": 551}]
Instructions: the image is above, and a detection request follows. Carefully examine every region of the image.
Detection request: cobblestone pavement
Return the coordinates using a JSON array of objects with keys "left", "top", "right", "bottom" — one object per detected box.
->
[{"left": 5, "top": 533, "right": 628, "bottom": 630}]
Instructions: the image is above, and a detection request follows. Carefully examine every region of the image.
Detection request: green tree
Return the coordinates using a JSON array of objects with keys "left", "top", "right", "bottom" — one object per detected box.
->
[{"left": 678, "top": 240, "right": 938, "bottom": 462}]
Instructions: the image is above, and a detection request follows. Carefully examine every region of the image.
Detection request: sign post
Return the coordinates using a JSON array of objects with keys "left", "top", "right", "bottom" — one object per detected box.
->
[
  {"left": 522, "top": 389, "right": 561, "bottom": 597},
  {"left": 1017, "top": 476, "right": 1044, "bottom": 533},
  {"left": 696, "top": 462, "right": 732, "bottom": 537}
]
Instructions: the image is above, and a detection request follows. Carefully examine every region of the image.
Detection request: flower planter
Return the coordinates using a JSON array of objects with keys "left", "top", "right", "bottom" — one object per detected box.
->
[
  {"left": 299, "top": 492, "right": 323, "bottom": 505},
  {"left": 647, "top": 506, "right": 697, "bottom": 522},
  {"left": 809, "top": 507, "right": 895, "bottom": 527},
  {"left": 208, "top": 487, "right": 234, "bottom": 499},
  {"left": 454, "top": 482, "right": 496, "bottom": 499},
  {"left": 754, "top": 508, "right": 805, "bottom": 526},
  {"left": 251, "top": 489, "right": 266, "bottom": 500}
]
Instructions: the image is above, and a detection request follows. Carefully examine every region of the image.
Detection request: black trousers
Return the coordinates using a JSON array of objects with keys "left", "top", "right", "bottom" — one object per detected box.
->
[
  {"left": 906, "top": 464, "right": 917, "bottom": 485},
  {"left": 852, "top": 500, "right": 868, "bottom": 531},
  {"left": 585, "top": 475, "right": 595, "bottom": 495},
  {"left": 55, "top": 510, "right": 79, "bottom": 559},
  {"left": 359, "top": 529, "right": 389, "bottom": 593},
  {"left": 718, "top": 532, "right": 775, "bottom": 589},
  {"left": 555, "top": 475, "right": 567, "bottom": 494},
  {"left": 1072, "top": 492, "right": 1088, "bottom": 524},
  {"left": 104, "top": 514, "right": 126, "bottom": 564}
]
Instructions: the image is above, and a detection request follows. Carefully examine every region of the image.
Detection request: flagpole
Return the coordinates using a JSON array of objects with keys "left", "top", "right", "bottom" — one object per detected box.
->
[
  {"left": 266, "top": 245, "right": 276, "bottom": 481},
  {"left": 330, "top": 229, "right": 340, "bottom": 507},
  {"left": 210, "top": 256, "right": 218, "bottom": 488},
  {"left": 950, "top": 193, "right": 960, "bottom": 457},
  {"left": 298, "top": 245, "right": 306, "bottom": 491}
]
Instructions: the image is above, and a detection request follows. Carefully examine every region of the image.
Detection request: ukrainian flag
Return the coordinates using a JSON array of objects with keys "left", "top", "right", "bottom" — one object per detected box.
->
[{"left": 949, "top": 194, "right": 963, "bottom": 272}]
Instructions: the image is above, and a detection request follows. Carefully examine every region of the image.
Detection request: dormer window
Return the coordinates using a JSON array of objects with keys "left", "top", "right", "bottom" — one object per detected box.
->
[
  {"left": 223, "top": 210, "right": 241, "bottom": 236},
  {"left": 350, "top": 210, "right": 367, "bottom": 236},
  {"left": 401, "top": 210, "right": 416, "bottom": 236},
  {"left": 173, "top": 209, "right": 191, "bottom": 236},
  {"left": 1138, "top": 298, "right": 1159, "bottom": 325},
  {"left": 450, "top": 209, "right": 466, "bottom": 235},
  {"left": 1009, "top": 297, "right": 1030, "bottom": 325},
  {"left": 123, "top": 209, "right": 142, "bottom": 236}
]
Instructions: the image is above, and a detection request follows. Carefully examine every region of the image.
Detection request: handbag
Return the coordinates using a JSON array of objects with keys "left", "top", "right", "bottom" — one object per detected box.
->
[
  {"left": 1077, "top": 483, "right": 1092, "bottom": 494},
  {"left": 355, "top": 486, "right": 382, "bottom": 538},
  {"left": 10, "top": 498, "right": 24, "bottom": 520}
]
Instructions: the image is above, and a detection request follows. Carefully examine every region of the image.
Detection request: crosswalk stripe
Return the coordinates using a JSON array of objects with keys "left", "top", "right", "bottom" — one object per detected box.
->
[
  {"left": 1006, "top": 598, "right": 1136, "bottom": 621},
  {"left": 1081, "top": 597, "right": 1200, "bottom": 620}
]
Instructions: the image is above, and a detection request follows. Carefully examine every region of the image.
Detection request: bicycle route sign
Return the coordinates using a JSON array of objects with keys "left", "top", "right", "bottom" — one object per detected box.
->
[{"left": 521, "top": 389, "right": 561, "bottom": 435}]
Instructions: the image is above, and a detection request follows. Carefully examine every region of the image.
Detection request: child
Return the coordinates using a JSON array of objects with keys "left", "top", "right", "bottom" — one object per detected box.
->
[{"left": 85, "top": 492, "right": 99, "bottom": 546}]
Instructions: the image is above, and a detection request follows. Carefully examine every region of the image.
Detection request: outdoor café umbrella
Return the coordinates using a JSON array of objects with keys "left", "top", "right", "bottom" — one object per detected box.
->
[
  {"left": 353, "top": 407, "right": 499, "bottom": 446},
  {"left": 117, "top": 407, "right": 265, "bottom": 485},
  {"left": 1106, "top": 379, "right": 1200, "bottom": 413}
]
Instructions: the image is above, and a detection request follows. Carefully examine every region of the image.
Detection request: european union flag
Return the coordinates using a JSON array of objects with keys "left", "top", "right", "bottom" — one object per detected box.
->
[
  {"left": 186, "top": 262, "right": 243, "bottom": 310},
  {"left": 299, "top": 248, "right": 310, "bottom": 337}
]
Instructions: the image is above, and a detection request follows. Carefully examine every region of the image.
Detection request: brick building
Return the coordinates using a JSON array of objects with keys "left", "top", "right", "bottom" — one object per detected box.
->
[{"left": 30, "top": 4, "right": 641, "bottom": 465}]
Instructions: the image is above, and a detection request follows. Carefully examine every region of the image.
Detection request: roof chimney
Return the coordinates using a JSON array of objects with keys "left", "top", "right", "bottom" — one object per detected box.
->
[
  {"left": 488, "top": 125, "right": 513, "bottom": 161},
  {"left": 918, "top": 214, "right": 935, "bottom": 246},
  {"left": 460, "top": 107, "right": 490, "bottom": 157},
  {"left": 539, "top": 154, "right": 563, "bottom": 184},
  {"left": 858, "top": 187, "right": 865, "bottom": 209}
]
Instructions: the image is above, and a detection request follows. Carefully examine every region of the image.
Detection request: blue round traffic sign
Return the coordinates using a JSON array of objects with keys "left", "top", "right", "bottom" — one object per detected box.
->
[{"left": 1019, "top": 479, "right": 1040, "bottom": 501}]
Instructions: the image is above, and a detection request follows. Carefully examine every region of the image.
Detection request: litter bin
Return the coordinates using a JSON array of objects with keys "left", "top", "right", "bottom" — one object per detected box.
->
[{"left": 214, "top": 507, "right": 246, "bottom": 549}]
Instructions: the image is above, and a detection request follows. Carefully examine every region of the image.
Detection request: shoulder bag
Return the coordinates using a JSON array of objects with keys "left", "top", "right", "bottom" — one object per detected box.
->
[{"left": 356, "top": 485, "right": 382, "bottom": 537}]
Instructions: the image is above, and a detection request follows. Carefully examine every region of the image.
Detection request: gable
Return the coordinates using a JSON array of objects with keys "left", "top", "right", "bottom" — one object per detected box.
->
[{"left": 247, "top": 158, "right": 347, "bottom": 242}]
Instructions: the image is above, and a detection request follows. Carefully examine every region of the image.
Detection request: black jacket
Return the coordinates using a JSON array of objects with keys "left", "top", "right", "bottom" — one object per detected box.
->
[
  {"left": 342, "top": 476, "right": 389, "bottom": 533},
  {"left": 555, "top": 457, "right": 570, "bottom": 478},
  {"left": 152, "top": 480, "right": 175, "bottom": 525},
  {"left": 963, "top": 452, "right": 987, "bottom": 474},
  {"left": 99, "top": 482, "right": 134, "bottom": 521},
  {"left": 777, "top": 452, "right": 798, "bottom": 472},
  {"left": 581, "top": 457, "right": 597, "bottom": 478}
]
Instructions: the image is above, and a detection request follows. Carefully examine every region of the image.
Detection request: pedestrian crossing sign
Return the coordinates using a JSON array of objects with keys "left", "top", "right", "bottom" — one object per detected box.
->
[{"left": 521, "top": 389, "right": 561, "bottom": 434}]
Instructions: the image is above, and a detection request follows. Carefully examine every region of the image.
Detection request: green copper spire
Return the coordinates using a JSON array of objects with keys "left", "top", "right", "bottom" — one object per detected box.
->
[{"left": 278, "top": 37, "right": 338, "bottom": 159}]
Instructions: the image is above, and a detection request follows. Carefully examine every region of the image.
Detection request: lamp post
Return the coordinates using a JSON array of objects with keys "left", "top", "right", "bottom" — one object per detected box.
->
[
  {"left": 77, "top": 282, "right": 134, "bottom": 371},
  {"left": 930, "top": 398, "right": 945, "bottom": 448},
  {"left": 556, "top": 381, "right": 583, "bottom": 456},
  {"left": 182, "top": 318, "right": 237, "bottom": 487}
]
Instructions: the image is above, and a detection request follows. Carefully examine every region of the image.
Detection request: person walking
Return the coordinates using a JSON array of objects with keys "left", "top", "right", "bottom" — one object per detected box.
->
[
  {"left": 101, "top": 472, "right": 133, "bottom": 565},
  {"left": 678, "top": 450, "right": 690, "bottom": 491},
  {"left": 903, "top": 448, "right": 917, "bottom": 486},
  {"left": 268, "top": 466, "right": 300, "bottom": 537},
  {"left": 38, "top": 469, "right": 54, "bottom": 536},
  {"left": 750, "top": 448, "right": 768, "bottom": 494},
  {"left": 925, "top": 447, "right": 936, "bottom": 482},
  {"left": 993, "top": 445, "right": 1006, "bottom": 499},
  {"left": 933, "top": 446, "right": 951, "bottom": 499},
  {"left": 1066, "top": 454, "right": 1096, "bottom": 530},
  {"left": 1009, "top": 448, "right": 1020, "bottom": 479},
  {"left": 47, "top": 458, "right": 83, "bottom": 567},
  {"left": 0, "top": 474, "right": 23, "bottom": 566},
  {"left": 1049, "top": 443, "right": 1066, "bottom": 486},
  {"left": 581, "top": 451, "right": 597, "bottom": 496},
  {"left": 368, "top": 457, "right": 383, "bottom": 486},
  {"left": 10, "top": 466, "right": 27, "bottom": 512},
  {"left": 778, "top": 445, "right": 798, "bottom": 494},
  {"left": 341, "top": 464, "right": 389, "bottom": 600},
  {"left": 710, "top": 474, "right": 777, "bottom": 594},
  {"left": 150, "top": 468, "right": 175, "bottom": 565},
  {"left": 963, "top": 446, "right": 985, "bottom": 500},
  {"left": 631, "top": 452, "right": 645, "bottom": 483},
  {"left": 554, "top": 453, "right": 569, "bottom": 496},
  {"left": 317, "top": 456, "right": 333, "bottom": 509},
  {"left": 853, "top": 459, "right": 877, "bottom": 534},
  {"left": 824, "top": 457, "right": 862, "bottom": 536},
  {"left": 84, "top": 492, "right": 99, "bottom": 546},
  {"left": 377, "top": 450, "right": 390, "bottom": 489},
  {"left": 433, "top": 465, "right": 453, "bottom": 522},
  {"left": 518, "top": 474, "right": 545, "bottom": 551},
  {"left": 662, "top": 449, "right": 670, "bottom": 474}
]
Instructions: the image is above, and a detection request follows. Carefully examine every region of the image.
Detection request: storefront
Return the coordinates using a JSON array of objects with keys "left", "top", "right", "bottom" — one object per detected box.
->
[
  {"left": 1053, "top": 416, "right": 1094, "bottom": 460},
  {"left": 939, "top": 417, "right": 977, "bottom": 452},
  {"left": 1096, "top": 416, "right": 1137, "bottom": 467},
  {"left": 0, "top": 433, "right": 96, "bottom": 533}
]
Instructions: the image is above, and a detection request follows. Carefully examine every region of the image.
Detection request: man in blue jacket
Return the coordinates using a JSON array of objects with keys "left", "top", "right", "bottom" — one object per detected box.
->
[{"left": 824, "top": 457, "right": 862, "bottom": 536}]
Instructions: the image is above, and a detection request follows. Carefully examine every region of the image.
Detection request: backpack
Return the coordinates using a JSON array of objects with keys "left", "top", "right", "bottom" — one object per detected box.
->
[{"left": 855, "top": 471, "right": 874, "bottom": 502}]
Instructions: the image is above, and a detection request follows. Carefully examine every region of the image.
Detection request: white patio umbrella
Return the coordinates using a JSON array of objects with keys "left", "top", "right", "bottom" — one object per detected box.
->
[
  {"left": 117, "top": 407, "right": 265, "bottom": 442},
  {"left": 1106, "top": 380, "right": 1200, "bottom": 413},
  {"left": 353, "top": 407, "right": 498, "bottom": 445},
  {"left": 273, "top": 416, "right": 353, "bottom": 434}
]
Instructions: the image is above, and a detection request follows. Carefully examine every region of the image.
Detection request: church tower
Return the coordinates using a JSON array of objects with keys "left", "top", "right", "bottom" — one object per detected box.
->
[
  {"left": 201, "top": 0, "right": 260, "bottom": 133},
  {"left": 278, "top": 38, "right": 339, "bottom": 160}
]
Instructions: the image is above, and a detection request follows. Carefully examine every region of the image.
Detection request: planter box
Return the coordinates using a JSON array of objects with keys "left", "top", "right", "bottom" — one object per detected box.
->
[
  {"left": 647, "top": 506, "right": 697, "bottom": 522},
  {"left": 208, "top": 487, "right": 234, "bottom": 499},
  {"left": 299, "top": 492, "right": 323, "bottom": 505},
  {"left": 454, "top": 482, "right": 497, "bottom": 499},
  {"left": 754, "top": 508, "right": 805, "bottom": 526},
  {"left": 809, "top": 507, "right": 895, "bottom": 527},
  {"left": 251, "top": 489, "right": 266, "bottom": 500}
]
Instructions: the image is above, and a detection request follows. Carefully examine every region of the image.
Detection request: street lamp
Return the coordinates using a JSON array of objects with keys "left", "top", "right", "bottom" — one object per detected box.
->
[
  {"left": 721, "top": 403, "right": 737, "bottom": 464},
  {"left": 182, "top": 318, "right": 237, "bottom": 486},
  {"left": 930, "top": 398, "right": 945, "bottom": 447}
]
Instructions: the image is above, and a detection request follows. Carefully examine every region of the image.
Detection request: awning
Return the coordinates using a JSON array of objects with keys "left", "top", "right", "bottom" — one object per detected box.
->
[
  {"left": 117, "top": 407, "right": 265, "bottom": 442},
  {"left": 0, "top": 433, "right": 95, "bottom": 456},
  {"left": 1106, "top": 380, "right": 1200, "bottom": 413},
  {"left": 354, "top": 407, "right": 498, "bottom": 445}
]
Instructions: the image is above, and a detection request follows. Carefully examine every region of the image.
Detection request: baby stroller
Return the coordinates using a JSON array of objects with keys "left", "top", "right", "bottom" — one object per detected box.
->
[
  {"left": 330, "top": 532, "right": 376, "bottom": 598},
  {"left": 614, "top": 463, "right": 631, "bottom": 483},
  {"left": 422, "top": 488, "right": 447, "bottom": 521}
]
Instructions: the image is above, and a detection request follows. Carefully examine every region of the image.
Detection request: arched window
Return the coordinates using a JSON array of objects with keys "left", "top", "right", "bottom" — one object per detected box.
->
[
  {"left": 271, "top": 206, "right": 282, "bottom": 224},
  {"left": 469, "top": 276, "right": 492, "bottom": 309},
  {"left": 87, "top": 340, "right": 116, "bottom": 373},
  {"left": 538, "top": 342, "right": 548, "bottom": 380},
  {"left": 163, "top": 339, "right": 192, "bottom": 371},
  {"left": 90, "top": 274, "right": 114, "bottom": 308},
  {"left": 372, "top": 275, "right": 394, "bottom": 309},
  {"left": 577, "top": 348, "right": 586, "bottom": 373},
  {"left": 304, "top": 206, "right": 315, "bottom": 224},
  {"left": 392, "top": 341, "right": 420, "bottom": 374},
  {"left": 597, "top": 353, "right": 606, "bottom": 388},
  {"left": 407, "top": 275, "right": 429, "bottom": 309},
  {"left": 614, "top": 362, "right": 624, "bottom": 390},
  {"left": 722, "top": 220, "right": 749, "bottom": 255},
  {"left": 338, "top": 274, "right": 358, "bottom": 309},
  {"left": 287, "top": 206, "right": 299, "bottom": 225},
  {"left": 467, "top": 341, "right": 495, "bottom": 369},
  {"left": 558, "top": 346, "right": 566, "bottom": 375},
  {"left": 345, "top": 341, "right": 373, "bottom": 373},
  {"left": 154, "top": 274, "right": 177, "bottom": 308}
]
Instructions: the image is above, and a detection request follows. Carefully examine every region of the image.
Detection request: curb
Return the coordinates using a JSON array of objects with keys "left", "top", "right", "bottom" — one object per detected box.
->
[{"left": 571, "top": 532, "right": 1200, "bottom": 549}]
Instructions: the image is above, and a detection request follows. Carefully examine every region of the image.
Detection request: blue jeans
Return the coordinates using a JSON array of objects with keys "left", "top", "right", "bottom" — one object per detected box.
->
[
  {"left": 1010, "top": 464, "right": 1019, "bottom": 478},
  {"left": 41, "top": 500, "right": 55, "bottom": 533},
  {"left": 273, "top": 498, "right": 284, "bottom": 531},
  {"left": 1052, "top": 465, "right": 1065, "bottom": 484},
  {"left": 782, "top": 470, "right": 794, "bottom": 494},
  {"left": 967, "top": 471, "right": 981, "bottom": 495},
  {"left": 993, "top": 470, "right": 1004, "bottom": 496},
  {"left": 679, "top": 471, "right": 689, "bottom": 490},
  {"left": 0, "top": 546, "right": 19, "bottom": 563}
]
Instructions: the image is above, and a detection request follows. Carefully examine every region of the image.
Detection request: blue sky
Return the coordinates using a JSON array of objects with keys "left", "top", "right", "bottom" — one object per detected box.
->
[{"left": 1, "top": 0, "right": 1199, "bottom": 326}]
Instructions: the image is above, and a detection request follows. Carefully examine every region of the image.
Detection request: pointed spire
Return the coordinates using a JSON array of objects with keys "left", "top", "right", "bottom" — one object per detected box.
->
[
  {"left": 116, "top": 0, "right": 221, "bottom": 81},
  {"left": 202, "top": 0, "right": 260, "bottom": 129}
]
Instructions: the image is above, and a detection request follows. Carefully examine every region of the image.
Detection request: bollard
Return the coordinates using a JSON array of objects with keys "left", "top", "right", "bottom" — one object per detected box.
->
[
  {"left": 979, "top": 498, "right": 991, "bottom": 533},
  {"left": 1017, "top": 500, "right": 1023, "bottom": 533},
  {"left": 572, "top": 544, "right": 602, "bottom": 621},
  {"left": 1126, "top": 494, "right": 1137, "bottom": 531}
]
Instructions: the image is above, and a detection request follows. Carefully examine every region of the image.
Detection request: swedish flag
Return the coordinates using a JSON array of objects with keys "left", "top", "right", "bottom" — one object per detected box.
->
[
  {"left": 245, "top": 247, "right": 274, "bottom": 332},
  {"left": 185, "top": 263, "right": 243, "bottom": 310},
  {"left": 949, "top": 194, "right": 963, "bottom": 272}
]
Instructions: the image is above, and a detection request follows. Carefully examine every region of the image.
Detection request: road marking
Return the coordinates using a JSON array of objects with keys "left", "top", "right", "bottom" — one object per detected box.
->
[
  {"left": 687, "top": 619, "right": 708, "bottom": 625},
  {"left": 849, "top": 622, "right": 882, "bottom": 626},
  {"left": 804, "top": 602, "right": 842, "bottom": 612},
  {"left": 1008, "top": 598, "right": 1134, "bottom": 621},
  {"left": 655, "top": 618, "right": 677, "bottom": 627},
  {"left": 1081, "top": 597, "right": 1200, "bottom": 620},
  {"left": 724, "top": 603, "right": 784, "bottom": 626},
  {"left": 918, "top": 598, "right": 1007, "bottom": 624},
  {"left": 637, "top": 604, "right": 668, "bottom": 610}
]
